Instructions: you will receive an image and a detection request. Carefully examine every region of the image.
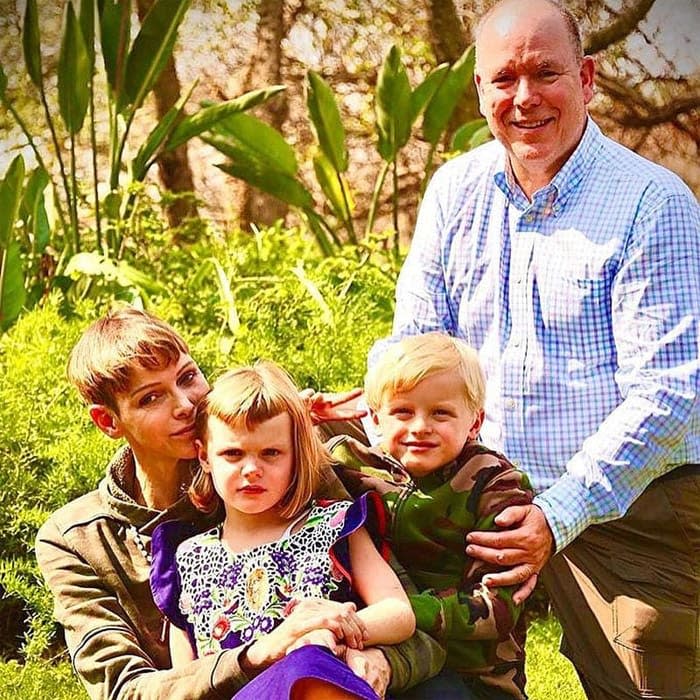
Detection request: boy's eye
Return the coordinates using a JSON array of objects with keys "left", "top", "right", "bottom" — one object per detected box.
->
[{"left": 391, "top": 408, "right": 412, "bottom": 417}]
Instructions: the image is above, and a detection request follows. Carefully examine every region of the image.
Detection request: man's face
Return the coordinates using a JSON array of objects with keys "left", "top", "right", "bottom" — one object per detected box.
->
[{"left": 475, "top": 3, "right": 594, "bottom": 193}]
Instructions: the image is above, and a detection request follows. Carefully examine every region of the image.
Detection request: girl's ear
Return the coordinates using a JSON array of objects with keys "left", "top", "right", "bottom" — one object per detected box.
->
[
  {"left": 89, "top": 405, "right": 123, "bottom": 439},
  {"left": 196, "top": 439, "right": 211, "bottom": 472},
  {"left": 467, "top": 409, "right": 485, "bottom": 441}
]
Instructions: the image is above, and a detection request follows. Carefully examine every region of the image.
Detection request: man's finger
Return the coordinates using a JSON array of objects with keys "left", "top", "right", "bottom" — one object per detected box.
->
[
  {"left": 492, "top": 504, "right": 529, "bottom": 528},
  {"left": 466, "top": 544, "right": 525, "bottom": 564},
  {"left": 482, "top": 564, "right": 534, "bottom": 588},
  {"left": 512, "top": 573, "right": 539, "bottom": 605}
]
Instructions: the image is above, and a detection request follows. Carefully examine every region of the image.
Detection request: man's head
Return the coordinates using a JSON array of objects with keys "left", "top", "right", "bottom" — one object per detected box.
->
[
  {"left": 365, "top": 333, "right": 485, "bottom": 476},
  {"left": 474, "top": 0, "right": 595, "bottom": 194}
]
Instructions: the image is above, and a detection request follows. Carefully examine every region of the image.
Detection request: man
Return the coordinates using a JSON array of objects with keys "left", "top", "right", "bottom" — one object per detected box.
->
[{"left": 383, "top": 0, "right": 700, "bottom": 697}]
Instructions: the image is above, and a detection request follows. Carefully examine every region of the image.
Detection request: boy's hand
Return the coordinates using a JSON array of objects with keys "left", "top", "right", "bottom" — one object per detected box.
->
[
  {"left": 300, "top": 388, "right": 367, "bottom": 425},
  {"left": 465, "top": 504, "right": 554, "bottom": 604}
]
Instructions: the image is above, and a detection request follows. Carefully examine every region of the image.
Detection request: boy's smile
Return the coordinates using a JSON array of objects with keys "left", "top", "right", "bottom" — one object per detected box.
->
[{"left": 373, "top": 370, "right": 483, "bottom": 477}]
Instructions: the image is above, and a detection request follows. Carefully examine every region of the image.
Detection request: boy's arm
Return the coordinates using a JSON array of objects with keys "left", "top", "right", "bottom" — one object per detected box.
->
[
  {"left": 409, "top": 465, "right": 533, "bottom": 646},
  {"left": 35, "top": 516, "right": 251, "bottom": 700}
]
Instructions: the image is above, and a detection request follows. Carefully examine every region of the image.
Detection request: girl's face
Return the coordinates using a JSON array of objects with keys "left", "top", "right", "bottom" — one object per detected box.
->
[{"left": 198, "top": 413, "right": 295, "bottom": 518}]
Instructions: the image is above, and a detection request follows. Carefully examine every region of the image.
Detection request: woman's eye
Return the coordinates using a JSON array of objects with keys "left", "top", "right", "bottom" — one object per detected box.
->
[
  {"left": 139, "top": 393, "right": 159, "bottom": 407},
  {"left": 180, "top": 370, "right": 196, "bottom": 385}
]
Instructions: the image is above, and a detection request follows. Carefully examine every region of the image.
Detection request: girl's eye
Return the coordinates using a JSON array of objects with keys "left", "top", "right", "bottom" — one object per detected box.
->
[{"left": 263, "top": 448, "right": 281, "bottom": 458}]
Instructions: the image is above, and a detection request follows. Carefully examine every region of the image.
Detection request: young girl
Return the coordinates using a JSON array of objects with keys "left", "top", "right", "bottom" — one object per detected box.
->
[{"left": 150, "top": 361, "right": 415, "bottom": 700}]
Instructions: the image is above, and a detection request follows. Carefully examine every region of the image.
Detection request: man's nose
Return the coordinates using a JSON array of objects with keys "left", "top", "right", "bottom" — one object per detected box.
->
[{"left": 514, "top": 77, "right": 541, "bottom": 109}]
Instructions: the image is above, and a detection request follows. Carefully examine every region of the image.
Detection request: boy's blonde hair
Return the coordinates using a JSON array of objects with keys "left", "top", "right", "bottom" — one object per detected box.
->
[
  {"left": 365, "top": 333, "right": 486, "bottom": 412},
  {"left": 190, "top": 361, "right": 327, "bottom": 519},
  {"left": 67, "top": 307, "right": 189, "bottom": 412}
]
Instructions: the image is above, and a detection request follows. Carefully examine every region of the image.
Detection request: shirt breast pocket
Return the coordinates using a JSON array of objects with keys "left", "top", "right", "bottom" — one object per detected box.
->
[{"left": 537, "top": 266, "right": 612, "bottom": 352}]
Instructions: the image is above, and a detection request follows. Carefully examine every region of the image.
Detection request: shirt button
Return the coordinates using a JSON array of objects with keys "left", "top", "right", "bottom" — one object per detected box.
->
[
  {"left": 505, "top": 398, "right": 516, "bottom": 410},
  {"left": 524, "top": 214, "right": 534, "bottom": 223},
  {"left": 512, "top": 459, "right": 521, "bottom": 467}
]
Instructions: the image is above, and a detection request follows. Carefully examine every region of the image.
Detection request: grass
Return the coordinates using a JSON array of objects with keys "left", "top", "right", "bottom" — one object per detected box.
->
[{"left": 0, "top": 616, "right": 584, "bottom": 699}]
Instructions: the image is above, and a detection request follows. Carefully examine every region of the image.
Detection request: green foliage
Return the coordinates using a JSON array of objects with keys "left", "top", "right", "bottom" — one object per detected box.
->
[
  {"left": 205, "top": 43, "right": 484, "bottom": 255},
  {"left": 0, "top": 0, "right": 282, "bottom": 334}
]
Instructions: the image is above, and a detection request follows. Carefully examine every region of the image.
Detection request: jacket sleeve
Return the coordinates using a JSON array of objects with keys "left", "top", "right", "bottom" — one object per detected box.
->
[
  {"left": 35, "top": 515, "right": 251, "bottom": 700},
  {"left": 409, "top": 466, "right": 533, "bottom": 649},
  {"left": 378, "top": 553, "right": 447, "bottom": 692}
]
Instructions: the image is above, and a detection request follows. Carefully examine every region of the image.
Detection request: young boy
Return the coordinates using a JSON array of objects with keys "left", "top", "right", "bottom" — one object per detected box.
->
[
  {"left": 35, "top": 307, "right": 444, "bottom": 700},
  {"left": 328, "top": 332, "right": 534, "bottom": 700}
]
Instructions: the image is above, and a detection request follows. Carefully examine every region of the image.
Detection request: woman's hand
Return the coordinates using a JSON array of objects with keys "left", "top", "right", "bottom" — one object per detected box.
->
[
  {"left": 299, "top": 388, "right": 367, "bottom": 425},
  {"left": 244, "top": 598, "right": 367, "bottom": 669}
]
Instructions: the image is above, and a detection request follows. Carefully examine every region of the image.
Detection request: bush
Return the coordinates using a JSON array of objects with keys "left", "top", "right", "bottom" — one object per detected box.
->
[{"left": 0, "top": 225, "right": 398, "bottom": 660}]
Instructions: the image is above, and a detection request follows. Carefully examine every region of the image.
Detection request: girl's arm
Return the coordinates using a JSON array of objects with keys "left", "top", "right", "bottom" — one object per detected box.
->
[
  {"left": 349, "top": 526, "right": 416, "bottom": 646},
  {"left": 169, "top": 624, "right": 196, "bottom": 667}
]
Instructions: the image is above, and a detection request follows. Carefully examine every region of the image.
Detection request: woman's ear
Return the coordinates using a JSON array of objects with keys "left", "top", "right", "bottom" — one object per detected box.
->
[
  {"left": 196, "top": 439, "right": 211, "bottom": 472},
  {"left": 467, "top": 409, "right": 485, "bottom": 441},
  {"left": 89, "top": 405, "right": 123, "bottom": 439}
]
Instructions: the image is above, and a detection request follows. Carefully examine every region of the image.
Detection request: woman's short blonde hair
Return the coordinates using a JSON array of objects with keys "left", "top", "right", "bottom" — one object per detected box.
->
[
  {"left": 365, "top": 333, "right": 486, "bottom": 413},
  {"left": 189, "top": 361, "right": 327, "bottom": 519}
]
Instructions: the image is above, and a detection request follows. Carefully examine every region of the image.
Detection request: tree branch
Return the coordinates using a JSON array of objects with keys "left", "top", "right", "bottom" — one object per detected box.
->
[{"left": 584, "top": 0, "right": 656, "bottom": 54}]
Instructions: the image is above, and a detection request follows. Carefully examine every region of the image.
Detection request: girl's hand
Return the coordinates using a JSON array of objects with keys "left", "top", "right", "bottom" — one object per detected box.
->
[
  {"left": 299, "top": 388, "right": 367, "bottom": 425},
  {"left": 244, "top": 598, "right": 367, "bottom": 669},
  {"left": 286, "top": 628, "right": 343, "bottom": 656}
]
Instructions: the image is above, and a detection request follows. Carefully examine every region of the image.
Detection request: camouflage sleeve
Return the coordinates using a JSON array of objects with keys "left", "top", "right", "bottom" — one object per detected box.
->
[{"left": 410, "top": 463, "right": 534, "bottom": 648}]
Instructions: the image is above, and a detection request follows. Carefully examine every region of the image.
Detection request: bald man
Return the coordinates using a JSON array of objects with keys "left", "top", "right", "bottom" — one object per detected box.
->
[{"left": 379, "top": 0, "right": 700, "bottom": 697}]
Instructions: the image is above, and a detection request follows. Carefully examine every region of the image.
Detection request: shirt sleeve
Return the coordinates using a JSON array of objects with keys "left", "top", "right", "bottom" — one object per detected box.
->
[
  {"left": 368, "top": 168, "right": 457, "bottom": 367},
  {"left": 535, "top": 189, "right": 700, "bottom": 550},
  {"left": 35, "top": 516, "right": 251, "bottom": 700}
]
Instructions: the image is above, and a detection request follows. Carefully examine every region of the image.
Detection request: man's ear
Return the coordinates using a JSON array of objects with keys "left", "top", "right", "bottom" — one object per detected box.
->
[
  {"left": 474, "top": 71, "right": 485, "bottom": 116},
  {"left": 468, "top": 409, "right": 485, "bottom": 441},
  {"left": 89, "top": 405, "right": 123, "bottom": 439},
  {"left": 196, "top": 439, "right": 211, "bottom": 472}
]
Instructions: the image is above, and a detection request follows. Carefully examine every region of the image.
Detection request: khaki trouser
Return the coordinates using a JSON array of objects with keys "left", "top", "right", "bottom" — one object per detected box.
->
[{"left": 541, "top": 464, "right": 700, "bottom": 700}]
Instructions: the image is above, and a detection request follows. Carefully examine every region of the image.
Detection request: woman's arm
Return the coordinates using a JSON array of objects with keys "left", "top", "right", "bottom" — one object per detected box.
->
[
  {"left": 169, "top": 624, "right": 196, "bottom": 667},
  {"left": 349, "top": 526, "right": 416, "bottom": 646},
  {"left": 35, "top": 513, "right": 251, "bottom": 700}
]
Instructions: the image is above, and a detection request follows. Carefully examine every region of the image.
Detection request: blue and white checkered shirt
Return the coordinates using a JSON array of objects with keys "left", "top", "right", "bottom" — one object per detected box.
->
[{"left": 378, "top": 118, "right": 700, "bottom": 551}]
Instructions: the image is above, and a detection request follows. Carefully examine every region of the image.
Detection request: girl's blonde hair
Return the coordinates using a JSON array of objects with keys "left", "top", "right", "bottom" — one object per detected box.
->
[
  {"left": 189, "top": 361, "right": 327, "bottom": 519},
  {"left": 365, "top": 332, "right": 486, "bottom": 413}
]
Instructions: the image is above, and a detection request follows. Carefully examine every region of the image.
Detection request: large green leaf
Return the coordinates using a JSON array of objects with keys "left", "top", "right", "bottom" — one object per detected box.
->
[
  {"left": 167, "top": 85, "right": 286, "bottom": 151},
  {"left": 209, "top": 257, "right": 240, "bottom": 336},
  {"left": 98, "top": 0, "right": 130, "bottom": 95},
  {"left": 22, "top": 0, "right": 42, "bottom": 88},
  {"left": 78, "top": 0, "right": 96, "bottom": 71},
  {"left": 65, "top": 251, "right": 166, "bottom": 293},
  {"left": 120, "top": 0, "right": 191, "bottom": 113},
  {"left": 451, "top": 118, "right": 490, "bottom": 152},
  {"left": 0, "top": 243, "right": 27, "bottom": 331},
  {"left": 423, "top": 45, "right": 475, "bottom": 145},
  {"left": 409, "top": 63, "right": 449, "bottom": 125},
  {"left": 307, "top": 71, "right": 347, "bottom": 172},
  {"left": 205, "top": 113, "right": 297, "bottom": 177},
  {"left": 132, "top": 81, "right": 197, "bottom": 181},
  {"left": 217, "top": 160, "right": 314, "bottom": 211},
  {"left": 58, "top": 2, "right": 91, "bottom": 134},
  {"left": 0, "top": 155, "right": 25, "bottom": 249},
  {"left": 313, "top": 153, "right": 352, "bottom": 224},
  {"left": 375, "top": 45, "right": 412, "bottom": 161},
  {"left": 20, "top": 167, "right": 51, "bottom": 254}
]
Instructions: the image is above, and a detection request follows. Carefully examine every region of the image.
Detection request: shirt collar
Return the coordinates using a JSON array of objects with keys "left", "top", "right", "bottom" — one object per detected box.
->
[{"left": 494, "top": 117, "right": 603, "bottom": 211}]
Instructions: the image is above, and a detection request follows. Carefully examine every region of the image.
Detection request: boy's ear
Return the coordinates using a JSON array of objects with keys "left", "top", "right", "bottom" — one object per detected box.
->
[
  {"left": 369, "top": 408, "right": 382, "bottom": 435},
  {"left": 89, "top": 405, "right": 124, "bottom": 439},
  {"left": 467, "top": 409, "right": 485, "bottom": 441},
  {"left": 196, "top": 439, "right": 211, "bottom": 472}
]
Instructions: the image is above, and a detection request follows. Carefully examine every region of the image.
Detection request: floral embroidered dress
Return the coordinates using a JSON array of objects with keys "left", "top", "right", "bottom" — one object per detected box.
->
[{"left": 150, "top": 493, "right": 388, "bottom": 659}]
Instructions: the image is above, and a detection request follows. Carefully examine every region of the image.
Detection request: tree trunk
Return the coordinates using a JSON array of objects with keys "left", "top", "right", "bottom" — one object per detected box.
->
[
  {"left": 238, "top": 0, "right": 289, "bottom": 232},
  {"left": 135, "top": 0, "right": 198, "bottom": 232}
]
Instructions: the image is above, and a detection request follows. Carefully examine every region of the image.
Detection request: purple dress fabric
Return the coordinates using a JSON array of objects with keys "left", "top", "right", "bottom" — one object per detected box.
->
[{"left": 151, "top": 494, "right": 388, "bottom": 699}]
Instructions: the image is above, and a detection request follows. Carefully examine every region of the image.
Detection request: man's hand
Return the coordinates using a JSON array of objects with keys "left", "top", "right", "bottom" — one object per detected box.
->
[
  {"left": 466, "top": 504, "right": 554, "bottom": 604},
  {"left": 344, "top": 647, "right": 391, "bottom": 699},
  {"left": 300, "top": 388, "right": 367, "bottom": 425}
]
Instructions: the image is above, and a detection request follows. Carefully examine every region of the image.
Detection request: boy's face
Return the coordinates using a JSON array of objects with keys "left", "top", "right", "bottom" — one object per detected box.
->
[
  {"left": 372, "top": 369, "right": 483, "bottom": 478},
  {"left": 198, "top": 413, "right": 294, "bottom": 520},
  {"left": 91, "top": 353, "right": 209, "bottom": 471}
]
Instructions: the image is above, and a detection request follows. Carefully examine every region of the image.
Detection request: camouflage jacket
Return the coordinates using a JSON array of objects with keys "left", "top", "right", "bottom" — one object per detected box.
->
[{"left": 328, "top": 435, "right": 535, "bottom": 699}]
